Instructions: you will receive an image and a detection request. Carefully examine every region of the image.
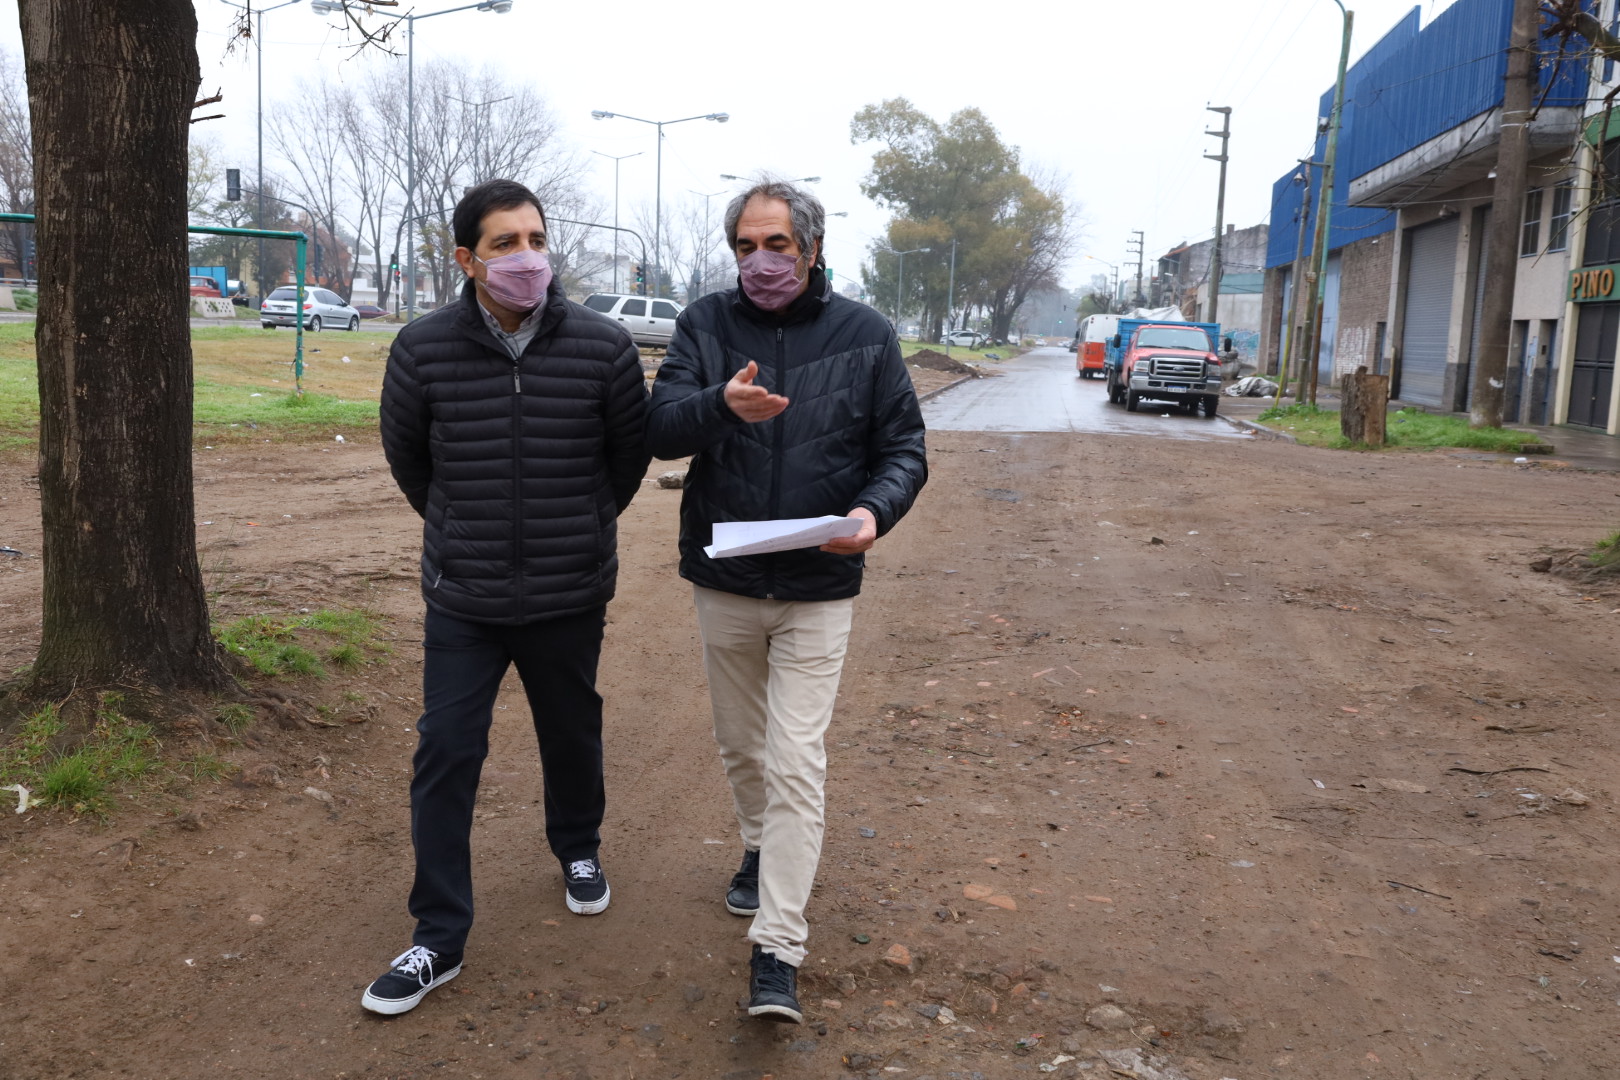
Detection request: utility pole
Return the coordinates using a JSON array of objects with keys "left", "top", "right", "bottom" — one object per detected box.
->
[
  {"left": 945, "top": 238, "right": 959, "bottom": 357},
  {"left": 1303, "top": 1, "right": 1354, "bottom": 406},
  {"left": 1470, "top": 0, "right": 1537, "bottom": 428},
  {"left": 1205, "top": 106, "right": 1232, "bottom": 325},
  {"left": 1274, "top": 160, "right": 1316, "bottom": 404},
  {"left": 1127, "top": 230, "right": 1145, "bottom": 308}
]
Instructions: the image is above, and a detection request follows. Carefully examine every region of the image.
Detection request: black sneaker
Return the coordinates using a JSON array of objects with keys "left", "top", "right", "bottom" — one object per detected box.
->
[
  {"left": 360, "top": 945, "right": 462, "bottom": 1016},
  {"left": 564, "top": 857, "right": 611, "bottom": 915},
  {"left": 725, "top": 849, "right": 760, "bottom": 916},
  {"left": 746, "top": 944, "right": 802, "bottom": 1024}
]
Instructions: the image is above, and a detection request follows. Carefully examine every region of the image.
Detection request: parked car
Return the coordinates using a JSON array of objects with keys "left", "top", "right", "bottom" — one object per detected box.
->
[
  {"left": 352, "top": 303, "right": 389, "bottom": 320},
  {"left": 942, "top": 329, "right": 984, "bottom": 348},
  {"left": 189, "top": 275, "right": 223, "bottom": 298},
  {"left": 581, "top": 292, "right": 683, "bottom": 347},
  {"left": 260, "top": 286, "right": 361, "bottom": 331}
]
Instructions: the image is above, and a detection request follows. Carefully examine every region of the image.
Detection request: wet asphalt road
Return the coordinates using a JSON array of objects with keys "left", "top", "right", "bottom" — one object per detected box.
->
[{"left": 922, "top": 345, "right": 1245, "bottom": 439}]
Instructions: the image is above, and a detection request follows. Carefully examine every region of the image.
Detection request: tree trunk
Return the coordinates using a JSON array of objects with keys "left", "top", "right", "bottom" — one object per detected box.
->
[
  {"left": 1340, "top": 366, "right": 1389, "bottom": 446},
  {"left": 19, "top": 0, "right": 236, "bottom": 700}
]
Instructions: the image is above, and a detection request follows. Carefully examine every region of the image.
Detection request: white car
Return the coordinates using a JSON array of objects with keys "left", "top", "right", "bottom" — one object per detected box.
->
[
  {"left": 943, "top": 329, "right": 984, "bottom": 348},
  {"left": 582, "top": 293, "right": 684, "bottom": 347},
  {"left": 260, "top": 285, "right": 361, "bottom": 332}
]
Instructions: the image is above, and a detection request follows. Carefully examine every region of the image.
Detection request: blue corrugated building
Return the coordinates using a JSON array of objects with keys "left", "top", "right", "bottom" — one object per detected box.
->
[{"left": 1261, "top": 0, "right": 1598, "bottom": 427}]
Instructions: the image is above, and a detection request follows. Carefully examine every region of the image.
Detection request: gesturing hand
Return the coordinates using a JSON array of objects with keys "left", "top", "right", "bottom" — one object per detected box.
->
[{"left": 724, "top": 361, "right": 790, "bottom": 423}]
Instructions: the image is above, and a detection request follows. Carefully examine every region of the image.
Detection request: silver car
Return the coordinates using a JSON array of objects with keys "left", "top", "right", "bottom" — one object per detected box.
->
[
  {"left": 582, "top": 293, "right": 683, "bottom": 348},
  {"left": 260, "top": 285, "right": 361, "bottom": 332}
]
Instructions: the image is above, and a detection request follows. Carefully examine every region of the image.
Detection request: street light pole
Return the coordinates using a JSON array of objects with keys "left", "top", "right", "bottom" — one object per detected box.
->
[
  {"left": 592, "top": 150, "right": 642, "bottom": 293},
  {"left": 593, "top": 111, "right": 730, "bottom": 301},
  {"left": 689, "top": 188, "right": 726, "bottom": 300},
  {"left": 313, "top": 1, "right": 515, "bottom": 322},
  {"left": 220, "top": 0, "right": 300, "bottom": 303},
  {"left": 1303, "top": 0, "right": 1354, "bottom": 405},
  {"left": 890, "top": 246, "right": 930, "bottom": 331}
]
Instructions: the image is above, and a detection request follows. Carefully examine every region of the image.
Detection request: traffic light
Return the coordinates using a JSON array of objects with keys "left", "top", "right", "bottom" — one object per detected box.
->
[
  {"left": 225, "top": 168, "right": 240, "bottom": 202},
  {"left": 632, "top": 263, "right": 644, "bottom": 293},
  {"left": 389, "top": 251, "right": 399, "bottom": 273}
]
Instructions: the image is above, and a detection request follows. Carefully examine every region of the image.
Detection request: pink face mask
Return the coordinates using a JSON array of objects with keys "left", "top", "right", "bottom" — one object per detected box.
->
[
  {"left": 738, "top": 249, "right": 807, "bottom": 311},
  {"left": 473, "top": 248, "right": 552, "bottom": 312}
]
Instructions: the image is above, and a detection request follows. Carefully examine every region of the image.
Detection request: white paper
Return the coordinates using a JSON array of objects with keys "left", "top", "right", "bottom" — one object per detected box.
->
[{"left": 704, "top": 515, "right": 862, "bottom": 559}]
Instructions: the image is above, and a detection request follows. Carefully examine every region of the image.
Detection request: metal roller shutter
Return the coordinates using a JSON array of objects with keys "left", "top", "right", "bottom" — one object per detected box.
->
[{"left": 1399, "top": 218, "right": 1460, "bottom": 407}]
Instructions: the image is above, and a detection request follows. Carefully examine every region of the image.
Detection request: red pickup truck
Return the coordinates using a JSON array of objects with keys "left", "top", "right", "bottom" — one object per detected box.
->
[{"left": 1103, "top": 319, "right": 1227, "bottom": 417}]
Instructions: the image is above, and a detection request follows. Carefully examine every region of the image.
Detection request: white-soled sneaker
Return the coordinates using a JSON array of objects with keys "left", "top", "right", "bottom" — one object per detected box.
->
[
  {"left": 564, "top": 857, "right": 611, "bottom": 915},
  {"left": 361, "top": 945, "right": 462, "bottom": 1015}
]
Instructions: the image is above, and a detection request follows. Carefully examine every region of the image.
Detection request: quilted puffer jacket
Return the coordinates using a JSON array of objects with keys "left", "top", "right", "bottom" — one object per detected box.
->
[
  {"left": 381, "top": 277, "right": 650, "bottom": 624},
  {"left": 645, "top": 271, "right": 927, "bottom": 601}
]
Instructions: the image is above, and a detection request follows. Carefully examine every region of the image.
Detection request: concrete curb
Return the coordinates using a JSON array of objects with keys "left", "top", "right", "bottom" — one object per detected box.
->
[
  {"left": 917, "top": 375, "right": 974, "bottom": 403},
  {"left": 1222, "top": 415, "right": 1297, "bottom": 443}
]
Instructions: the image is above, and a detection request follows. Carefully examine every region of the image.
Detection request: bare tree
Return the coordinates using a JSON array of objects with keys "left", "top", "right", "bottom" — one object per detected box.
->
[
  {"left": 267, "top": 82, "right": 351, "bottom": 293},
  {"left": 0, "top": 48, "right": 34, "bottom": 278}
]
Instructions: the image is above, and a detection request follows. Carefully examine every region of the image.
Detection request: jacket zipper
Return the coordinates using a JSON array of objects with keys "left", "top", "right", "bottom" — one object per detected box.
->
[
  {"left": 766, "top": 327, "right": 784, "bottom": 599},
  {"left": 511, "top": 357, "right": 523, "bottom": 619}
]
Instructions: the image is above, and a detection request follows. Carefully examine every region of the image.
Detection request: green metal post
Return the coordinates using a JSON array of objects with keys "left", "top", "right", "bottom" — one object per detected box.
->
[{"left": 294, "top": 236, "right": 306, "bottom": 395}]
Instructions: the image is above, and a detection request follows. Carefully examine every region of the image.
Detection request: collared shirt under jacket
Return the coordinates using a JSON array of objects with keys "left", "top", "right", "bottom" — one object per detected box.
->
[{"left": 381, "top": 278, "right": 651, "bottom": 624}]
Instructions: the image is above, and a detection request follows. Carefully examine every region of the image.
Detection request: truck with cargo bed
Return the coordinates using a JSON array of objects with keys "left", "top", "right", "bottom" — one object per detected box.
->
[{"left": 1103, "top": 318, "right": 1227, "bottom": 417}]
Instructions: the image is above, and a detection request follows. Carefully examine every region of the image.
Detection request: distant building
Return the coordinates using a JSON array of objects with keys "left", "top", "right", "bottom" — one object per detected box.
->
[
  {"left": 1260, "top": 0, "right": 1595, "bottom": 428},
  {"left": 1155, "top": 224, "right": 1268, "bottom": 366}
]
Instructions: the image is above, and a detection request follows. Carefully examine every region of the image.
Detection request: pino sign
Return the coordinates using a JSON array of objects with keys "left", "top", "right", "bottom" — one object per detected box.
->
[{"left": 1569, "top": 265, "right": 1619, "bottom": 303}]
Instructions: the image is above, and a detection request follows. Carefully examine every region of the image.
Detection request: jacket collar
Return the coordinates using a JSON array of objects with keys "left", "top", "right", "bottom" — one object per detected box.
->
[
  {"left": 731, "top": 266, "right": 831, "bottom": 327},
  {"left": 454, "top": 273, "right": 568, "bottom": 347}
]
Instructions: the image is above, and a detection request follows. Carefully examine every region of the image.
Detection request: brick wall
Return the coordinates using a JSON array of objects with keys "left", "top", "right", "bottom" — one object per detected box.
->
[{"left": 1332, "top": 233, "right": 1395, "bottom": 381}]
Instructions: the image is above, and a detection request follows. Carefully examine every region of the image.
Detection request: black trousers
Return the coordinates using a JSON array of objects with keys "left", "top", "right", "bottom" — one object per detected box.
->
[{"left": 408, "top": 605, "right": 607, "bottom": 954}]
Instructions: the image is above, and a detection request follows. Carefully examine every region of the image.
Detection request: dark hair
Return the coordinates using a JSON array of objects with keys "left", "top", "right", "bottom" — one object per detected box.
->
[{"left": 452, "top": 179, "right": 545, "bottom": 251}]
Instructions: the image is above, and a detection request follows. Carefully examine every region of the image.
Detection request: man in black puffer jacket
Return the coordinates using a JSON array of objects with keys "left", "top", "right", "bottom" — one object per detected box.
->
[
  {"left": 367, "top": 179, "right": 649, "bottom": 1017},
  {"left": 647, "top": 177, "right": 926, "bottom": 1025}
]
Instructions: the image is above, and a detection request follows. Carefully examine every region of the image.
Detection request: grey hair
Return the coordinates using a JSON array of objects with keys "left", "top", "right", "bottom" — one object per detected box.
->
[{"left": 723, "top": 176, "right": 825, "bottom": 265}]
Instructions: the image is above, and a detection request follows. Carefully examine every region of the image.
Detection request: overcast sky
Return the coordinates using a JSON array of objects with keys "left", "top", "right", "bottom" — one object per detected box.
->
[{"left": 1, "top": 0, "right": 1464, "bottom": 290}]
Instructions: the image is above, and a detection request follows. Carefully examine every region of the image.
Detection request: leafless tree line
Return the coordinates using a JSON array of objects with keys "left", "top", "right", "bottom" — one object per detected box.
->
[{"left": 188, "top": 58, "right": 617, "bottom": 306}]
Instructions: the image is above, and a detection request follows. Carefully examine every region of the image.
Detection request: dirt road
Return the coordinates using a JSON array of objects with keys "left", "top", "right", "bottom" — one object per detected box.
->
[{"left": 2, "top": 421, "right": 1619, "bottom": 1079}]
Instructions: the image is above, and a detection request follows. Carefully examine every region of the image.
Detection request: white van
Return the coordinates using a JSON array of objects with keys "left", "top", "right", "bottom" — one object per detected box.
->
[{"left": 1076, "top": 314, "right": 1119, "bottom": 378}]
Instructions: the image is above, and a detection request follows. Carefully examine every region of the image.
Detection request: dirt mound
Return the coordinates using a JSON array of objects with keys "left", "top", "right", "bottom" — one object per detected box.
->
[{"left": 907, "top": 348, "right": 979, "bottom": 376}]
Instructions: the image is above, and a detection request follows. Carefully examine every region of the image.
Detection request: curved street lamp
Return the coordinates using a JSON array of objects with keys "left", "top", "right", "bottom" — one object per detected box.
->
[
  {"left": 888, "top": 246, "right": 930, "bottom": 330},
  {"left": 719, "top": 174, "right": 820, "bottom": 184},
  {"left": 311, "top": 0, "right": 514, "bottom": 321},
  {"left": 592, "top": 110, "right": 729, "bottom": 299}
]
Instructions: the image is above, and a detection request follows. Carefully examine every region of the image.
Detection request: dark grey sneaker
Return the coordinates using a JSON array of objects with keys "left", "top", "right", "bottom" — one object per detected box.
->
[
  {"left": 726, "top": 848, "right": 760, "bottom": 916},
  {"left": 746, "top": 944, "right": 802, "bottom": 1023},
  {"left": 564, "top": 857, "right": 611, "bottom": 915},
  {"left": 361, "top": 945, "right": 462, "bottom": 1016}
]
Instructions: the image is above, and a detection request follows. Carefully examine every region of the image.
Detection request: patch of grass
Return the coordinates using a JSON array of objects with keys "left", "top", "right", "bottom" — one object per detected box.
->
[
  {"left": 1257, "top": 403, "right": 1543, "bottom": 452},
  {"left": 0, "top": 323, "right": 389, "bottom": 445},
  {"left": 326, "top": 643, "right": 363, "bottom": 670},
  {"left": 216, "top": 702, "right": 255, "bottom": 734},
  {"left": 0, "top": 704, "right": 65, "bottom": 781},
  {"left": 1591, "top": 530, "right": 1620, "bottom": 568},
  {"left": 214, "top": 607, "right": 385, "bottom": 678},
  {"left": 174, "top": 753, "right": 231, "bottom": 782},
  {"left": 2, "top": 693, "right": 160, "bottom": 816}
]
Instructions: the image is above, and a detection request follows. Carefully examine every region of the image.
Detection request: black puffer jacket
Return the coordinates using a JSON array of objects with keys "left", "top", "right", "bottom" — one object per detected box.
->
[
  {"left": 645, "top": 273, "right": 926, "bottom": 601},
  {"left": 381, "top": 278, "right": 650, "bottom": 624}
]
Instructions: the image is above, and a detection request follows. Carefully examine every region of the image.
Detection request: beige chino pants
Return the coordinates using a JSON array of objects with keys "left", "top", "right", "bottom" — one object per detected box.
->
[{"left": 692, "top": 585, "right": 854, "bottom": 968}]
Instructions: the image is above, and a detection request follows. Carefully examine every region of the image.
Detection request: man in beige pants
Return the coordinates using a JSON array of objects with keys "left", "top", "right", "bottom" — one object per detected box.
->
[{"left": 645, "top": 177, "right": 927, "bottom": 1023}]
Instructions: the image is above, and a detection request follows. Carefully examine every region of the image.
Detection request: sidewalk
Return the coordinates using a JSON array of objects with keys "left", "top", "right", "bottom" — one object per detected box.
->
[{"left": 1217, "top": 391, "right": 1620, "bottom": 472}]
